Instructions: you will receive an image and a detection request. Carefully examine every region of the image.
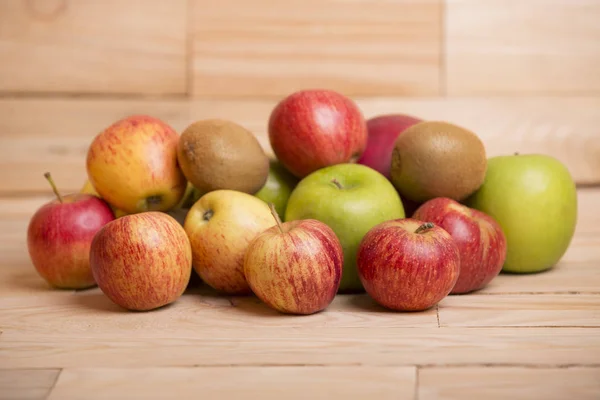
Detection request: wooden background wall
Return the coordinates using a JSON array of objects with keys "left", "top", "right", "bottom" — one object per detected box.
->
[{"left": 1, "top": 0, "right": 599, "bottom": 195}]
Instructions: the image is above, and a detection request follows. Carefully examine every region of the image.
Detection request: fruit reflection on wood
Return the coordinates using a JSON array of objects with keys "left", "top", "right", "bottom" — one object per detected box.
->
[{"left": 26, "top": 88, "right": 579, "bottom": 314}]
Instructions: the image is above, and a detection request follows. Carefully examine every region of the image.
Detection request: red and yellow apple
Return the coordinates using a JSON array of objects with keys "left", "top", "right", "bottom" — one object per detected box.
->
[
  {"left": 89, "top": 212, "right": 192, "bottom": 311},
  {"left": 183, "top": 190, "right": 276, "bottom": 295},
  {"left": 243, "top": 204, "right": 343, "bottom": 315},
  {"left": 268, "top": 89, "right": 368, "bottom": 178},
  {"left": 357, "top": 218, "right": 460, "bottom": 311},
  {"left": 27, "top": 173, "right": 115, "bottom": 289},
  {"left": 413, "top": 197, "right": 507, "bottom": 294},
  {"left": 86, "top": 115, "right": 187, "bottom": 214}
]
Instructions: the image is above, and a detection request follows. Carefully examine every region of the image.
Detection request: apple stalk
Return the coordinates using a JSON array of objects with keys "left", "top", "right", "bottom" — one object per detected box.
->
[
  {"left": 415, "top": 222, "right": 435, "bottom": 234},
  {"left": 269, "top": 202, "right": 285, "bottom": 234},
  {"left": 44, "top": 172, "right": 64, "bottom": 203}
]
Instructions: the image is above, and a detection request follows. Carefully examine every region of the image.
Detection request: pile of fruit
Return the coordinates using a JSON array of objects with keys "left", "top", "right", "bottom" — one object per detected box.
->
[{"left": 26, "top": 89, "right": 578, "bottom": 315}]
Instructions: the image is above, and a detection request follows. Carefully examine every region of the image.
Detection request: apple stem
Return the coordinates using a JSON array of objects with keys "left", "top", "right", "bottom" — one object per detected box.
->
[
  {"left": 44, "top": 172, "right": 63, "bottom": 203},
  {"left": 268, "top": 203, "right": 285, "bottom": 234},
  {"left": 514, "top": 151, "right": 520, "bottom": 156},
  {"left": 331, "top": 178, "right": 343, "bottom": 190},
  {"left": 415, "top": 222, "right": 435, "bottom": 234}
]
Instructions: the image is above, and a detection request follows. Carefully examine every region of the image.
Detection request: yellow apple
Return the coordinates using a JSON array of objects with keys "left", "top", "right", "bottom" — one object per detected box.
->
[
  {"left": 183, "top": 190, "right": 276, "bottom": 295},
  {"left": 86, "top": 115, "right": 187, "bottom": 214}
]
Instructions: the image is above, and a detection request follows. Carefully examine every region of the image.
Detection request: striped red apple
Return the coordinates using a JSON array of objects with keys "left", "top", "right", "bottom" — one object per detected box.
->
[
  {"left": 357, "top": 218, "right": 460, "bottom": 311},
  {"left": 90, "top": 212, "right": 192, "bottom": 311},
  {"left": 243, "top": 204, "right": 343, "bottom": 315},
  {"left": 268, "top": 89, "right": 368, "bottom": 179},
  {"left": 413, "top": 197, "right": 507, "bottom": 294}
]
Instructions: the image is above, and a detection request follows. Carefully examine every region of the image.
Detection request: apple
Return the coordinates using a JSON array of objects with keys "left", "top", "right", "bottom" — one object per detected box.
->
[
  {"left": 357, "top": 114, "right": 422, "bottom": 178},
  {"left": 268, "top": 89, "right": 368, "bottom": 178},
  {"left": 183, "top": 189, "right": 276, "bottom": 295},
  {"left": 80, "top": 179, "right": 128, "bottom": 218},
  {"left": 243, "top": 204, "right": 343, "bottom": 315},
  {"left": 254, "top": 159, "right": 299, "bottom": 218},
  {"left": 27, "top": 173, "right": 115, "bottom": 289},
  {"left": 89, "top": 212, "right": 192, "bottom": 311},
  {"left": 357, "top": 218, "right": 460, "bottom": 311},
  {"left": 465, "top": 153, "right": 578, "bottom": 274},
  {"left": 86, "top": 115, "right": 187, "bottom": 214},
  {"left": 413, "top": 197, "right": 507, "bottom": 294},
  {"left": 284, "top": 163, "right": 405, "bottom": 292}
]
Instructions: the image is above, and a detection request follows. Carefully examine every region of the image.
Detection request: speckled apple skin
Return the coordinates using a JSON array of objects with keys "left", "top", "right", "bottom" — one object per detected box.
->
[
  {"left": 90, "top": 212, "right": 192, "bottom": 311},
  {"left": 27, "top": 194, "right": 115, "bottom": 289},
  {"left": 413, "top": 197, "right": 507, "bottom": 294},
  {"left": 357, "top": 218, "right": 460, "bottom": 311},
  {"left": 86, "top": 115, "right": 187, "bottom": 214},
  {"left": 244, "top": 219, "right": 343, "bottom": 315},
  {"left": 183, "top": 190, "right": 276, "bottom": 295}
]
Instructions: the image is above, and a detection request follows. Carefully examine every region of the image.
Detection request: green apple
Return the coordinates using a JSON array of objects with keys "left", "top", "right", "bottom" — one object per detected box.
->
[
  {"left": 255, "top": 159, "right": 299, "bottom": 218},
  {"left": 466, "top": 153, "right": 577, "bottom": 274},
  {"left": 284, "top": 163, "right": 405, "bottom": 292}
]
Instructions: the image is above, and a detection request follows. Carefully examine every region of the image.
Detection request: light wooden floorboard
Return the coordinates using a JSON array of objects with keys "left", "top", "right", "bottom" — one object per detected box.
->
[
  {"left": 438, "top": 294, "right": 600, "bottom": 327},
  {"left": 46, "top": 367, "right": 416, "bottom": 400},
  {"left": 418, "top": 366, "right": 600, "bottom": 400},
  {"left": 480, "top": 262, "right": 600, "bottom": 294},
  {"left": 0, "top": 369, "right": 60, "bottom": 400},
  {"left": 1, "top": 327, "right": 598, "bottom": 369}
]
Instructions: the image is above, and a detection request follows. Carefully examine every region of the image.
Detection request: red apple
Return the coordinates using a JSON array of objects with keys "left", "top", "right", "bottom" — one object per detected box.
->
[
  {"left": 243, "top": 204, "right": 343, "bottom": 315},
  {"left": 357, "top": 218, "right": 460, "bottom": 311},
  {"left": 357, "top": 114, "right": 422, "bottom": 178},
  {"left": 268, "top": 89, "right": 368, "bottom": 178},
  {"left": 27, "top": 173, "right": 115, "bottom": 289},
  {"left": 90, "top": 212, "right": 192, "bottom": 311},
  {"left": 413, "top": 197, "right": 507, "bottom": 294}
]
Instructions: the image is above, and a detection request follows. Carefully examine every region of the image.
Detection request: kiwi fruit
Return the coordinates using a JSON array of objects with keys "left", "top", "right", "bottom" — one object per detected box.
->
[
  {"left": 177, "top": 119, "right": 270, "bottom": 194},
  {"left": 390, "top": 121, "right": 487, "bottom": 203}
]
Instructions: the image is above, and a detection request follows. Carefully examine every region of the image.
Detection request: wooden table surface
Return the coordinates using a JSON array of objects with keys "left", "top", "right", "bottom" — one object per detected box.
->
[{"left": 0, "top": 187, "right": 599, "bottom": 400}]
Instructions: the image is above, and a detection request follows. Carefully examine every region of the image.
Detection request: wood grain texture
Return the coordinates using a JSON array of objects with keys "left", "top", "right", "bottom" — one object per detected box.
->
[
  {"left": 0, "top": 290, "right": 437, "bottom": 337},
  {"left": 2, "top": 327, "right": 598, "bottom": 369},
  {"left": 190, "top": 0, "right": 442, "bottom": 97},
  {"left": 1, "top": 96, "right": 599, "bottom": 194},
  {"left": 446, "top": 0, "right": 600, "bottom": 95},
  {"left": 0, "top": 369, "right": 60, "bottom": 400},
  {"left": 47, "top": 367, "right": 416, "bottom": 400},
  {"left": 0, "top": 0, "right": 187, "bottom": 95},
  {"left": 438, "top": 294, "right": 600, "bottom": 327},
  {"left": 480, "top": 262, "right": 600, "bottom": 294},
  {"left": 418, "top": 366, "right": 600, "bottom": 400}
]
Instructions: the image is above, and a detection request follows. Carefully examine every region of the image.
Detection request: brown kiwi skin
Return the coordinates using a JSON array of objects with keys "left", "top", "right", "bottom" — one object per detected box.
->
[
  {"left": 390, "top": 121, "right": 487, "bottom": 203},
  {"left": 177, "top": 119, "right": 270, "bottom": 195}
]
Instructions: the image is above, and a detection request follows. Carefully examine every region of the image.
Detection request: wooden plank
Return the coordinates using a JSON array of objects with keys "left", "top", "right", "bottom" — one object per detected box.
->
[
  {"left": 438, "top": 294, "right": 600, "bottom": 327},
  {"left": 418, "top": 366, "right": 600, "bottom": 400},
  {"left": 47, "top": 367, "right": 416, "bottom": 400},
  {"left": 1, "top": 327, "right": 598, "bottom": 369},
  {"left": 446, "top": 0, "right": 600, "bottom": 95},
  {"left": 190, "top": 0, "right": 442, "bottom": 97},
  {"left": 0, "top": 290, "right": 438, "bottom": 337},
  {"left": 0, "top": 369, "right": 60, "bottom": 400},
  {"left": 481, "top": 262, "right": 600, "bottom": 294},
  {"left": 1, "top": 96, "right": 599, "bottom": 194},
  {"left": 0, "top": 0, "right": 187, "bottom": 95}
]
